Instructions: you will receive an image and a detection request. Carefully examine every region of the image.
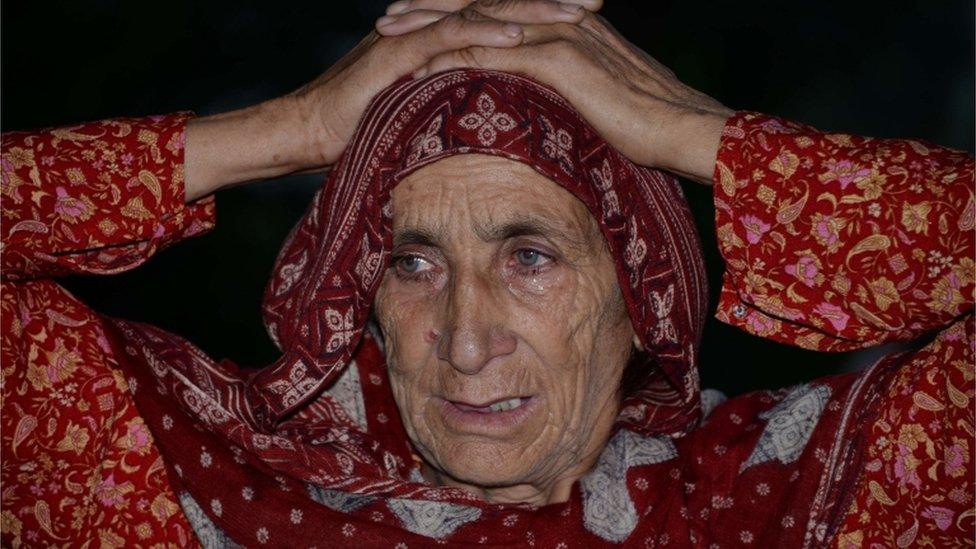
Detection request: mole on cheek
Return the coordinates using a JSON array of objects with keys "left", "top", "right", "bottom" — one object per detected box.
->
[{"left": 424, "top": 330, "right": 438, "bottom": 344}]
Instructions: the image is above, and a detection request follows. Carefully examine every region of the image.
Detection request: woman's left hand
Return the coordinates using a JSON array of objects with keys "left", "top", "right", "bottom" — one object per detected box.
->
[{"left": 376, "top": 1, "right": 733, "bottom": 185}]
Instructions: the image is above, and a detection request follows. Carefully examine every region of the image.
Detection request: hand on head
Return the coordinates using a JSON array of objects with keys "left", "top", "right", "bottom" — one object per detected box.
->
[
  {"left": 376, "top": 0, "right": 733, "bottom": 184},
  {"left": 185, "top": 0, "right": 729, "bottom": 201}
]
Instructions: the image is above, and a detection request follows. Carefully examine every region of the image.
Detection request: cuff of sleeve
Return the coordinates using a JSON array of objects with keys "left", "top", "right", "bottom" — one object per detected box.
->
[
  {"left": 142, "top": 112, "right": 216, "bottom": 251},
  {"left": 76, "top": 112, "right": 216, "bottom": 274},
  {"left": 710, "top": 112, "right": 864, "bottom": 352}
]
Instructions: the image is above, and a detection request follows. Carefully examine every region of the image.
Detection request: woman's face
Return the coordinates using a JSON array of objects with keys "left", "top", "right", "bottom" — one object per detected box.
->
[{"left": 374, "top": 154, "right": 635, "bottom": 503}]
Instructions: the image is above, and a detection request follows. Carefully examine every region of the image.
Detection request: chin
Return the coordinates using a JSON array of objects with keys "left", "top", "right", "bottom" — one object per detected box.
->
[{"left": 436, "top": 439, "right": 539, "bottom": 488}]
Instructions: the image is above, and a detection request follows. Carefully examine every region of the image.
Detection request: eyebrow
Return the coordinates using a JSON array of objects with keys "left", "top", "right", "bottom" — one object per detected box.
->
[
  {"left": 476, "top": 218, "right": 570, "bottom": 243},
  {"left": 392, "top": 216, "right": 581, "bottom": 251},
  {"left": 392, "top": 228, "right": 439, "bottom": 249}
]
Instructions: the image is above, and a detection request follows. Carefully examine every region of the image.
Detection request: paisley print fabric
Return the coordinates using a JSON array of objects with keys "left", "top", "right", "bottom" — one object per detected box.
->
[
  {"left": 1, "top": 114, "right": 213, "bottom": 547},
  {"left": 1, "top": 78, "right": 972, "bottom": 547}
]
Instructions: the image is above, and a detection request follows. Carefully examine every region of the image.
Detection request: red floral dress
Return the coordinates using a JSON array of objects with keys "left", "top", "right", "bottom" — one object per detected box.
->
[{"left": 1, "top": 112, "right": 972, "bottom": 547}]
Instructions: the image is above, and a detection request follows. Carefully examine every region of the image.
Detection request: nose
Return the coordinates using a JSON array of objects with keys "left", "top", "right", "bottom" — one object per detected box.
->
[{"left": 435, "top": 269, "right": 516, "bottom": 375}]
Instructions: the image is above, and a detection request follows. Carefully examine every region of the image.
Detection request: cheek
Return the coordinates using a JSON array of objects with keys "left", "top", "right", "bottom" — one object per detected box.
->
[
  {"left": 375, "top": 277, "right": 437, "bottom": 366},
  {"left": 374, "top": 276, "right": 441, "bottom": 425},
  {"left": 511, "top": 267, "right": 628, "bottom": 415}
]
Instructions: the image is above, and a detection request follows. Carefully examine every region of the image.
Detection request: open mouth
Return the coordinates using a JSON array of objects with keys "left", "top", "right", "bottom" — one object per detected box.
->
[
  {"left": 439, "top": 395, "right": 538, "bottom": 432},
  {"left": 450, "top": 396, "right": 531, "bottom": 414}
]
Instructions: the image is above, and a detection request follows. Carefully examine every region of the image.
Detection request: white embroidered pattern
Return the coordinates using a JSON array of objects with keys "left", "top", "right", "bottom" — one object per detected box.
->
[
  {"left": 458, "top": 93, "right": 516, "bottom": 146},
  {"left": 742, "top": 384, "right": 832, "bottom": 470},
  {"left": 581, "top": 430, "right": 679, "bottom": 542},
  {"left": 387, "top": 498, "right": 482, "bottom": 539}
]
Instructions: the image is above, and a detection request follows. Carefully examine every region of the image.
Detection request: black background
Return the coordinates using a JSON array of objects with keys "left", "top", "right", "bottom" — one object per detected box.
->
[{"left": 3, "top": 1, "right": 973, "bottom": 396}]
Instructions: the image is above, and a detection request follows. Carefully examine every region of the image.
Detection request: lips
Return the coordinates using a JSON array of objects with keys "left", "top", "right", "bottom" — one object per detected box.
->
[
  {"left": 439, "top": 395, "right": 538, "bottom": 432},
  {"left": 451, "top": 396, "right": 528, "bottom": 413}
]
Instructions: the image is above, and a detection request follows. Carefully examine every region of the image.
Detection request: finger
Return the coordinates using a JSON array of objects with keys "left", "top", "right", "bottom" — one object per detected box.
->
[
  {"left": 386, "top": 0, "right": 599, "bottom": 16},
  {"left": 414, "top": 44, "right": 531, "bottom": 78},
  {"left": 376, "top": 9, "right": 449, "bottom": 35},
  {"left": 378, "top": 1, "right": 587, "bottom": 37},
  {"left": 386, "top": 0, "right": 470, "bottom": 15},
  {"left": 571, "top": 0, "right": 603, "bottom": 11},
  {"left": 468, "top": 0, "right": 587, "bottom": 24},
  {"left": 385, "top": 13, "right": 525, "bottom": 67}
]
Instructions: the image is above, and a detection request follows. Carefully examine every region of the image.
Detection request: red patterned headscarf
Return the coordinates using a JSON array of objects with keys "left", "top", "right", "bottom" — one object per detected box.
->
[
  {"left": 257, "top": 69, "right": 708, "bottom": 437},
  {"left": 128, "top": 69, "right": 711, "bottom": 546}
]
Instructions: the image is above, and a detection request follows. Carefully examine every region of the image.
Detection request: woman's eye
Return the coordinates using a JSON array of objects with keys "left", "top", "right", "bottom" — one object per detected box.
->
[
  {"left": 514, "top": 249, "right": 551, "bottom": 267},
  {"left": 398, "top": 255, "right": 429, "bottom": 273}
]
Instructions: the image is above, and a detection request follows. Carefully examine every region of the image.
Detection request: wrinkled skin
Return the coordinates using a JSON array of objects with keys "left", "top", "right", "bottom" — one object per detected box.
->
[{"left": 374, "top": 154, "right": 636, "bottom": 505}]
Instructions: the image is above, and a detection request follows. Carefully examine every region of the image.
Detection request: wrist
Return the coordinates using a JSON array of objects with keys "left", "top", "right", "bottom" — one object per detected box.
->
[
  {"left": 184, "top": 96, "right": 320, "bottom": 201},
  {"left": 658, "top": 107, "right": 732, "bottom": 186}
]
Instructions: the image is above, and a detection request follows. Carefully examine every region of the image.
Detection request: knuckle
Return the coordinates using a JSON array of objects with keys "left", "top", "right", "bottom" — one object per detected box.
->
[
  {"left": 458, "top": 6, "right": 487, "bottom": 21},
  {"left": 434, "top": 13, "right": 467, "bottom": 36},
  {"left": 458, "top": 48, "right": 482, "bottom": 67}
]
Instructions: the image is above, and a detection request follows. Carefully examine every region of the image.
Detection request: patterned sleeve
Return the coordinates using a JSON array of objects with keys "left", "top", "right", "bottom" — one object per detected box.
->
[
  {"left": 712, "top": 111, "right": 974, "bottom": 351},
  {"left": 1, "top": 113, "right": 215, "bottom": 281}
]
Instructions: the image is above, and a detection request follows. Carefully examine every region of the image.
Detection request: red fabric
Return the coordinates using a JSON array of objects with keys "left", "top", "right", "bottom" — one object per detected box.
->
[
  {"left": 1, "top": 114, "right": 213, "bottom": 547},
  {"left": 258, "top": 70, "right": 709, "bottom": 438},
  {"left": 1, "top": 76, "right": 972, "bottom": 548}
]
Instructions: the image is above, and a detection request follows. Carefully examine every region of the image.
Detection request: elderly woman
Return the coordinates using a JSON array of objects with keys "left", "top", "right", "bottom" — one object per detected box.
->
[{"left": 2, "top": 2, "right": 972, "bottom": 547}]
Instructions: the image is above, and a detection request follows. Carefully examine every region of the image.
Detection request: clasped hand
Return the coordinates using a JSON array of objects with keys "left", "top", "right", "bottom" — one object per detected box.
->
[{"left": 185, "top": 0, "right": 730, "bottom": 201}]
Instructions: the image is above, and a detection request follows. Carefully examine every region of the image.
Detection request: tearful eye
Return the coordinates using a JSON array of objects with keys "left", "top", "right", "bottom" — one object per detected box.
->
[
  {"left": 396, "top": 255, "right": 431, "bottom": 274},
  {"left": 515, "top": 249, "right": 550, "bottom": 267}
]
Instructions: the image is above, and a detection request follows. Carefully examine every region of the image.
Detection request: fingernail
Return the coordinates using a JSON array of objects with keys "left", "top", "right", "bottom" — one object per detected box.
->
[
  {"left": 559, "top": 2, "right": 583, "bottom": 13},
  {"left": 502, "top": 24, "right": 522, "bottom": 38},
  {"left": 412, "top": 67, "right": 429, "bottom": 79},
  {"left": 376, "top": 15, "right": 398, "bottom": 27},
  {"left": 386, "top": 0, "right": 409, "bottom": 15}
]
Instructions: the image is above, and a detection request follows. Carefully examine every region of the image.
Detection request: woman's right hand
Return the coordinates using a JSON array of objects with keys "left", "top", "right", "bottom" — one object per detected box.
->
[{"left": 184, "top": 1, "right": 597, "bottom": 201}]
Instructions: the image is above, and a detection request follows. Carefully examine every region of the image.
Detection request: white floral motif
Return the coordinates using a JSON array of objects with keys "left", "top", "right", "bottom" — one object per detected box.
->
[
  {"left": 275, "top": 250, "right": 307, "bottom": 296},
  {"left": 256, "top": 527, "right": 269, "bottom": 544},
  {"left": 581, "top": 430, "right": 678, "bottom": 542},
  {"left": 458, "top": 93, "right": 516, "bottom": 146},
  {"left": 354, "top": 235, "right": 384, "bottom": 288},
  {"left": 539, "top": 115, "right": 574, "bottom": 171},
  {"left": 624, "top": 219, "right": 647, "bottom": 269},
  {"left": 290, "top": 509, "right": 303, "bottom": 524},
  {"left": 324, "top": 307, "right": 355, "bottom": 353},
  {"left": 742, "top": 384, "right": 832, "bottom": 470},
  {"left": 264, "top": 359, "right": 322, "bottom": 408},
  {"left": 406, "top": 115, "right": 444, "bottom": 166},
  {"left": 387, "top": 498, "right": 482, "bottom": 539},
  {"left": 650, "top": 284, "right": 676, "bottom": 344},
  {"left": 591, "top": 159, "right": 621, "bottom": 219}
]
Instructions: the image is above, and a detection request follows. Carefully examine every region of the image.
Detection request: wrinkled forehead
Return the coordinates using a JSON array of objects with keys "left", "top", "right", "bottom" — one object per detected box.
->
[{"left": 391, "top": 153, "right": 605, "bottom": 255}]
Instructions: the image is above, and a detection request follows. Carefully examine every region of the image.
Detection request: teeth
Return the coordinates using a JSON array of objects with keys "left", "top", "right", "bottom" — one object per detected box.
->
[{"left": 488, "top": 398, "right": 523, "bottom": 412}]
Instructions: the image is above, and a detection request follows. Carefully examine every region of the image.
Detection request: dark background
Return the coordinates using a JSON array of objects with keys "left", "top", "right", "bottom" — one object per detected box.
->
[{"left": 4, "top": 1, "right": 973, "bottom": 396}]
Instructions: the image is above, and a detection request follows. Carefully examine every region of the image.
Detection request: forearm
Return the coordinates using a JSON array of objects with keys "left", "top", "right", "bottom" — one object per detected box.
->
[
  {"left": 1, "top": 114, "right": 215, "bottom": 280},
  {"left": 713, "top": 111, "right": 974, "bottom": 348},
  {"left": 659, "top": 107, "right": 730, "bottom": 185},
  {"left": 184, "top": 95, "right": 324, "bottom": 201}
]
